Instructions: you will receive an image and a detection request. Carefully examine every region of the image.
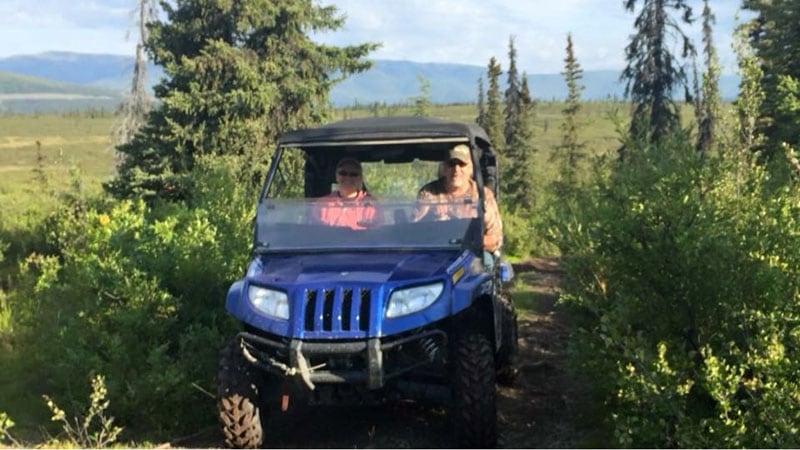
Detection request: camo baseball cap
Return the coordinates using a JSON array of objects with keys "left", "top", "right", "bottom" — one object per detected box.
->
[{"left": 448, "top": 144, "right": 471, "bottom": 165}]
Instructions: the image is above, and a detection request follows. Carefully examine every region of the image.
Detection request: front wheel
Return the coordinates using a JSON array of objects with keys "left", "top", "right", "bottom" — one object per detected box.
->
[
  {"left": 496, "top": 294, "right": 519, "bottom": 386},
  {"left": 217, "top": 338, "right": 264, "bottom": 449},
  {"left": 450, "top": 332, "right": 497, "bottom": 448}
]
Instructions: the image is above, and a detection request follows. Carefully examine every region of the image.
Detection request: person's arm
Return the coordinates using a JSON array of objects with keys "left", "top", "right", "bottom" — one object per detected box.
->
[
  {"left": 482, "top": 187, "right": 503, "bottom": 253},
  {"left": 412, "top": 184, "right": 435, "bottom": 222}
]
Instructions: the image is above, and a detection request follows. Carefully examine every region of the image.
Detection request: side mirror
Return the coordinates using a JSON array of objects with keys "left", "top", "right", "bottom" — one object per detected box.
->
[{"left": 499, "top": 260, "right": 514, "bottom": 283}]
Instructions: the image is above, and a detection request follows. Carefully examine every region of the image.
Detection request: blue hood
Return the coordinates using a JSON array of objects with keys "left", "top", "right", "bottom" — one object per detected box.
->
[
  {"left": 227, "top": 249, "right": 485, "bottom": 338},
  {"left": 248, "top": 251, "right": 460, "bottom": 285}
]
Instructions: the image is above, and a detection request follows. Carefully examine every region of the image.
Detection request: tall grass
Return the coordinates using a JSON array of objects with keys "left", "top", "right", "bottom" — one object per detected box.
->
[{"left": 0, "top": 112, "right": 116, "bottom": 219}]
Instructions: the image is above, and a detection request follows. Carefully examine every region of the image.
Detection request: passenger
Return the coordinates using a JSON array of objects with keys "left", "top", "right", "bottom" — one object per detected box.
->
[
  {"left": 414, "top": 144, "right": 503, "bottom": 255},
  {"left": 315, "top": 157, "right": 380, "bottom": 230}
]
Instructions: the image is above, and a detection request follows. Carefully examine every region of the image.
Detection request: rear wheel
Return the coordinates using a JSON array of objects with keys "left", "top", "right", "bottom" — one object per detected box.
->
[
  {"left": 450, "top": 332, "right": 497, "bottom": 448},
  {"left": 218, "top": 338, "right": 264, "bottom": 449}
]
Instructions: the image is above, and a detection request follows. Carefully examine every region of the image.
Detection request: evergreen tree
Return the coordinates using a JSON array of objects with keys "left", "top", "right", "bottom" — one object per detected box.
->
[
  {"left": 741, "top": 0, "right": 800, "bottom": 160},
  {"left": 504, "top": 74, "right": 536, "bottom": 212},
  {"left": 621, "top": 0, "right": 696, "bottom": 150},
  {"left": 485, "top": 57, "right": 505, "bottom": 158},
  {"left": 476, "top": 75, "right": 486, "bottom": 128},
  {"left": 733, "top": 19, "right": 766, "bottom": 156},
  {"left": 411, "top": 74, "right": 431, "bottom": 117},
  {"left": 695, "top": 0, "right": 721, "bottom": 157},
  {"left": 501, "top": 36, "right": 533, "bottom": 207},
  {"left": 557, "top": 33, "right": 586, "bottom": 187},
  {"left": 106, "top": 0, "right": 377, "bottom": 201},
  {"left": 370, "top": 101, "right": 381, "bottom": 118},
  {"left": 504, "top": 36, "right": 521, "bottom": 147},
  {"left": 691, "top": 59, "right": 703, "bottom": 145}
]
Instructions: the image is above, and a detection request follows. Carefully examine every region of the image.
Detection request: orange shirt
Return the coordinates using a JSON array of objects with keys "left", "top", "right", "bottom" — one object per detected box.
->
[
  {"left": 314, "top": 190, "right": 380, "bottom": 230},
  {"left": 415, "top": 178, "right": 503, "bottom": 253}
]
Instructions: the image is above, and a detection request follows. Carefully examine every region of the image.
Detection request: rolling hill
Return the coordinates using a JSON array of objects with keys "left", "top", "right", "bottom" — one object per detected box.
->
[
  {"left": 0, "top": 69, "right": 123, "bottom": 114},
  {"left": 0, "top": 51, "right": 741, "bottom": 113}
]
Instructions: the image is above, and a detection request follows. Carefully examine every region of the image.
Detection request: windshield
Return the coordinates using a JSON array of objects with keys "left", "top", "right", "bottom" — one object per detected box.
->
[{"left": 254, "top": 198, "right": 482, "bottom": 252}]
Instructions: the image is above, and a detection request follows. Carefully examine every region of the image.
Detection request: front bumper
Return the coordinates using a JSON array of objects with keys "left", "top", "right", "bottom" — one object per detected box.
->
[{"left": 236, "top": 328, "right": 447, "bottom": 390}]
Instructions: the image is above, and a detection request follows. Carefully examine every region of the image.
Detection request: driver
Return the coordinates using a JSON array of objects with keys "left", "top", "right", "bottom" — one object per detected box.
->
[{"left": 414, "top": 144, "right": 503, "bottom": 254}]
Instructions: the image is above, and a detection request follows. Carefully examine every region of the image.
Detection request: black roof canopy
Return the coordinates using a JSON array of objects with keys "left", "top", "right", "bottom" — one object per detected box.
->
[
  {"left": 267, "top": 117, "right": 499, "bottom": 198},
  {"left": 278, "top": 116, "right": 491, "bottom": 149}
]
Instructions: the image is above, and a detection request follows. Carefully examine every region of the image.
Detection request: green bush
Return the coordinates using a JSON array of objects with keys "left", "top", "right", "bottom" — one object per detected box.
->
[
  {"left": 499, "top": 209, "right": 537, "bottom": 258},
  {"left": 548, "top": 137, "right": 800, "bottom": 447},
  {"left": 14, "top": 155, "right": 254, "bottom": 440}
]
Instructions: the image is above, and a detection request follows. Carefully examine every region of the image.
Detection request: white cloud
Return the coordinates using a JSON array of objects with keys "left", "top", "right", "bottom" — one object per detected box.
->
[
  {"left": 317, "top": 0, "right": 738, "bottom": 73},
  {"left": 0, "top": 0, "right": 747, "bottom": 75},
  {"left": 0, "top": 0, "right": 137, "bottom": 57}
]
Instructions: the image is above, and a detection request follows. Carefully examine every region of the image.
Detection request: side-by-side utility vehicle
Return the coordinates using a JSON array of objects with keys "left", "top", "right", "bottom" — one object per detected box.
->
[{"left": 217, "top": 116, "right": 518, "bottom": 448}]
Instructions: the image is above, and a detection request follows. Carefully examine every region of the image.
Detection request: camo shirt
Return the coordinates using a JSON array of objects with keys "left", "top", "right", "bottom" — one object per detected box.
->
[{"left": 414, "top": 178, "right": 503, "bottom": 253}]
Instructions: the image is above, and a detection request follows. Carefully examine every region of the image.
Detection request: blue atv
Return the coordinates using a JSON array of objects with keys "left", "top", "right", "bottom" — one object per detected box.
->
[{"left": 217, "top": 116, "right": 518, "bottom": 448}]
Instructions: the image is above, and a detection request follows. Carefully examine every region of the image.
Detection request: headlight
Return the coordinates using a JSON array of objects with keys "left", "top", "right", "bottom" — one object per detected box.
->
[
  {"left": 248, "top": 285, "right": 289, "bottom": 320},
  {"left": 386, "top": 282, "right": 444, "bottom": 318}
]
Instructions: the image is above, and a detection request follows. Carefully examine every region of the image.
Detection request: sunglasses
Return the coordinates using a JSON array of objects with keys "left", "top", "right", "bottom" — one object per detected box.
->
[
  {"left": 446, "top": 159, "right": 468, "bottom": 168},
  {"left": 337, "top": 170, "right": 361, "bottom": 177}
]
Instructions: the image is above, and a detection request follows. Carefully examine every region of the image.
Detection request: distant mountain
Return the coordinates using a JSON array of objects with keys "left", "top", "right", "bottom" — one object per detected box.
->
[
  {"left": 331, "top": 60, "right": 628, "bottom": 106},
  {"left": 0, "top": 51, "right": 741, "bottom": 113},
  {"left": 0, "top": 51, "right": 166, "bottom": 94},
  {"left": 337, "top": 60, "right": 741, "bottom": 105},
  {"left": 0, "top": 69, "right": 123, "bottom": 114}
]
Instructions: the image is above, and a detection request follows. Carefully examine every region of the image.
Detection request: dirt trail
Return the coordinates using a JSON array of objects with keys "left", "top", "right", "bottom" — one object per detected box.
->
[
  {"left": 497, "top": 257, "right": 588, "bottom": 448},
  {"left": 173, "top": 257, "right": 590, "bottom": 449}
]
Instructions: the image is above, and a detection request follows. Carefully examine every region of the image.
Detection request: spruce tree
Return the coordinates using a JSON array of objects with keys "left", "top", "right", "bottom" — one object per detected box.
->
[
  {"left": 502, "top": 36, "right": 534, "bottom": 208},
  {"left": 476, "top": 76, "right": 486, "bottom": 128},
  {"left": 557, "top": 33, "right": 586, "bottom": 187},
  {"left": 504, "top": 36, "right": 521, "bottom": 148},
  {"left": 691, "top": 60, "right": 703, "bottom": 147},
  {"left": 411, "top": 74, "right": 431, "bottom": 117},
  {"left": 696, "top": 0, "right": 721, "bottom": 156},
  {"left": 733, "top": 19, "right": 766, "bottom": 155},
  {"left": 106, "top": 0, "right": 377, "bottom": 201},
  {"left": 504, "top": 74, "right": 536, "bottom": 212},
  {"left": 621, "top": 0, "right": 696, "bottom": 149},
  {"left": 741, "top": 0, "right": 800, "bottom": 160},
  {"left": 485, "top": 57, "right": 505, "bottom": 159}
]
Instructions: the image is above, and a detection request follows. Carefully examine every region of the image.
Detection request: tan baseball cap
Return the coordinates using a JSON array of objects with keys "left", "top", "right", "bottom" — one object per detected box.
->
[
  {"left": 448, "top": 144, "right": 471, "bottom": 164},
  {"left": 336, "top": 157, "right": 362, "bottom": 171}
]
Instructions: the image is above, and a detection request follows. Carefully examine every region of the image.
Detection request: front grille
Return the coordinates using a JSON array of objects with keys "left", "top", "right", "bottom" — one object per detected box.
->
[{"left": 304, "top": 287, "right": 372, "bottom": 333}]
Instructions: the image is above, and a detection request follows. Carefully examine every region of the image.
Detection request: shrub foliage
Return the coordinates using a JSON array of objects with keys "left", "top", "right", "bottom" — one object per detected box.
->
[
  {"left": 548, "top": 136, "right": 800, "bottom": 447},
  {"left": 13, "top": 156, "right": 253, "bottom": 438}
]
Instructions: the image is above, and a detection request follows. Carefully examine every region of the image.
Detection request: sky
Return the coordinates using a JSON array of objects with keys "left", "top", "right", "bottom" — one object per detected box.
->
[{"left": 0, "top": 0, "right": 748, "bottom": 75}]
